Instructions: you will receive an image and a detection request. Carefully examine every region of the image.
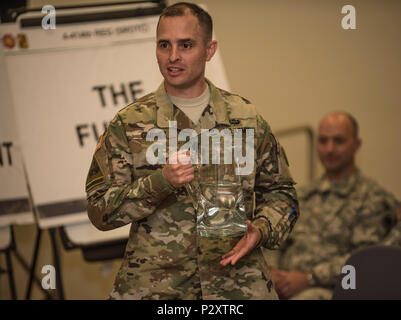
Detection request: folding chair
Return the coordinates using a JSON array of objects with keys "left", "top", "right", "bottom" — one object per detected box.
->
[{"left": 333, "top": 245, "right": 401, "bottom": 299}]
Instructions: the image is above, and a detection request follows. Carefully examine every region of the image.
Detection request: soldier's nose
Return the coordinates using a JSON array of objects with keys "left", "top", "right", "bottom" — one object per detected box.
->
[
  {"left": 326, "top": 141, "right": 335, "bottom": 153},
  {"left": 169, "top": 46, "right": 180, "bottom": 63}
]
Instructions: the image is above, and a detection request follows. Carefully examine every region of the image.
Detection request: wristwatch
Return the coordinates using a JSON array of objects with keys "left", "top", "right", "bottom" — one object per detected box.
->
[{"left": 307, "top": 273, "right": 317, "bottom": 287}]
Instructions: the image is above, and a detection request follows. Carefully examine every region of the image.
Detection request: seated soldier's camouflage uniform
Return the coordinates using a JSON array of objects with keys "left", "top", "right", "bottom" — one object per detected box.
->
[
  {"left": 276, "top": 170, "right": 400, "bottom": 299},
  {"left": 382, "top": 214, "right": 401, "bottom": 247},
  {"left": 85, "top": 79, "right": 299, "bottom": 300}
]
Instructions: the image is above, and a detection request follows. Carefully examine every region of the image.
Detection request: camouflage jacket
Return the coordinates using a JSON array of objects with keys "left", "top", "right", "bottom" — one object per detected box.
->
[
  {"left": 278, "top": 169, "right": 400, "bottom": 288},
  {"left": 382, "top": 206, "right": 401, "bottom": 247},
  {"left": 85, "top": 79, "right": 299, "bottom": 299}
]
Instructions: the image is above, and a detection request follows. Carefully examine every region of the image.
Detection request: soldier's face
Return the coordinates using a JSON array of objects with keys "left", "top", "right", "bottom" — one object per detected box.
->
[
  {"left": 317, "top": 115, "right": 361, "bottom": 175},
  {"left": 156, "top": 14, "right": 217, "bottom": 97}
]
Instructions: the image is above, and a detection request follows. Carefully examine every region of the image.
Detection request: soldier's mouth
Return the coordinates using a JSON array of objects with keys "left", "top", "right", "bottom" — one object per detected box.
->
[
  {"left": 324, "top": 157, "right": 341, "bottom": 164},
  {"left": 168, "top": 67, "right": 184, "bottom": 76}
]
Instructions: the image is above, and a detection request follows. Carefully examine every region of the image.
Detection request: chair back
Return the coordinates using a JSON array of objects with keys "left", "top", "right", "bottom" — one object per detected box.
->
[{"left": 333, "top": 245, "right": 401, "bottom": 299}]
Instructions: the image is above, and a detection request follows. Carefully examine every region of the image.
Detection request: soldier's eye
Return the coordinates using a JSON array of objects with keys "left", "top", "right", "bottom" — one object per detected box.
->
[
  {"left": 334, "top": 137, "right": 345, "bottom": 144},
  {"left": 183, "top": 42, "right": 192, "bottom": 49},
  {"left": 159, "top": 42, "right": 169, "bottom": 49}
]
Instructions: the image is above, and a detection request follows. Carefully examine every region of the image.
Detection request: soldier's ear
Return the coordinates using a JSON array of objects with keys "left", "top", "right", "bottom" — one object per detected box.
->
[
  {"left": 205, "top": 40, "right": 217, "bottom": 62},
  {"left": 355, "top": 137, "right": 362, "bottom": 151}
]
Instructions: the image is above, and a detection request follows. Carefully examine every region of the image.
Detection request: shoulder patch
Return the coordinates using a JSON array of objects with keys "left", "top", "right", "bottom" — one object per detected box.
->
[{"left": 86, "top": 157, "right": 105, "bottom": 193}]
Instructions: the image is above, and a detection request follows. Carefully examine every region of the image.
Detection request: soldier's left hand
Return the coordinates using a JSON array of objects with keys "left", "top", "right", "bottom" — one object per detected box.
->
[
  {"left": 271, "top": 270, "right": 309, "bottom": 299},
  {"left": 220, "top": 220, "right": 261, "bottom": 266}
]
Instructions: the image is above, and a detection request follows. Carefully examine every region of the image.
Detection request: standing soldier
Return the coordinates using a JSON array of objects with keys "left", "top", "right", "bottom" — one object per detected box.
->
[{"left": 86, "top": 2, "right": 298, "bottom": 300}]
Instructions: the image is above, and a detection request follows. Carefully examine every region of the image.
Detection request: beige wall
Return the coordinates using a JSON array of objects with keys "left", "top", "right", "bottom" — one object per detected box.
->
[
  {"left": 189, "top": 0, "right": 401, "bottom": 196},
  {"left": 1, "top": 0, "right": 399, "bottom": 300}
]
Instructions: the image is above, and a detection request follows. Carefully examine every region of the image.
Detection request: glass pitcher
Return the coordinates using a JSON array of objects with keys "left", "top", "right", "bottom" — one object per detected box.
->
[{"left": 186, "top": 160, "right": 247, "bottom": 238}]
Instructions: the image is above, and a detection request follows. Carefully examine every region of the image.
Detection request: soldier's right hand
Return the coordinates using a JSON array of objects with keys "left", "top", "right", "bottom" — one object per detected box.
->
[{"left": 162, "top": 150, "right": 194, "bottom": 188}]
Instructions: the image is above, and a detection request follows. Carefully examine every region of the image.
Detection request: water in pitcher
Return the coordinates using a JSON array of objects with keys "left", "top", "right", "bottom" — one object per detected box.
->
[{"left": 196, "top": 180, "right": 247, "bottom": 238}]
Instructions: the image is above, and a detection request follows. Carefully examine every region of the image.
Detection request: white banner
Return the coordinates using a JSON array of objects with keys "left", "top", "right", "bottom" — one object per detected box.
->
[
  {"left": 0, "top": 4, "right": 229, "bottom": 229},
  {"left": 0, "top": 54, "right": 33, "bottom": 227}
]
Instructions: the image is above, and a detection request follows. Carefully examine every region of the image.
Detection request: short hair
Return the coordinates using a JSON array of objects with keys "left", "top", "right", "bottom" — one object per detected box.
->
[{"left": 157, "top": 2, "right": 213, "bottom": 42}]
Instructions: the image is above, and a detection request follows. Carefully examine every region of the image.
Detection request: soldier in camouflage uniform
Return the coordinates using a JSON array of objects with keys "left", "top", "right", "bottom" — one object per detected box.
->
[
  {"left": 269, "top": 112, "right": 400, "bottom": 300},
  {"left": 85, "top": 3, "right": 298, "bottom": 299},
  {"left": 382, "top": 206, "right": 401, "bottom": 247}
]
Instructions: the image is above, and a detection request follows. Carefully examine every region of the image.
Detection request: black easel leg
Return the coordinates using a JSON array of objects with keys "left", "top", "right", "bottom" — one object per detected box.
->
[
  {"left": 49, "top": 228, "right": 65, "bottom": 300},
  {"left": 25, "top": 227, "right": 42, "bottom": 299},
  {"left": 10, "top": 225, "right": 53, "bottom": 300},
  {"left": 5, "top": 248, "right": 17, "bottom": 299}
]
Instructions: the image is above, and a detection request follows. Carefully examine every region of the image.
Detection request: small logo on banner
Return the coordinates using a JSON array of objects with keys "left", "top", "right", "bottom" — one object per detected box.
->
[
  {"left": 2, "top": 34, "right": 15, "bottom": 49},
  {"left": 17, "top": 33, "right": 29, "bottom": 49}
]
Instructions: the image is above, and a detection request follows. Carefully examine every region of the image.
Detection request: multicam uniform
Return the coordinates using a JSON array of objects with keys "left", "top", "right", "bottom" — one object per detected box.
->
[
  {"left": 85, "top": 79, "right": 299, "bottom": 300},
  {"left": 277, "top": 170, "right": 400, "bottom": 299}
]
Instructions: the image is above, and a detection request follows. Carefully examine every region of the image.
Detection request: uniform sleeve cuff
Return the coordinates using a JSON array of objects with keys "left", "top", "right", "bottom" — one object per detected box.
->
[
  {"left": 252, "top": 217, "right": 270, "bottom": 248},
  {"left": 145, "top": 168, "right": 176, "bottom": 201}
]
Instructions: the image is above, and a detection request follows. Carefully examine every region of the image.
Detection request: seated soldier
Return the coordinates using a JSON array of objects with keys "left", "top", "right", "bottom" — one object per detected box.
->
[
  {"left": 269, "top": 111, "right": 400, "bottom": 299},
  {"left": 382, "top": 205, "right": 401, "bottom": 247}
]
